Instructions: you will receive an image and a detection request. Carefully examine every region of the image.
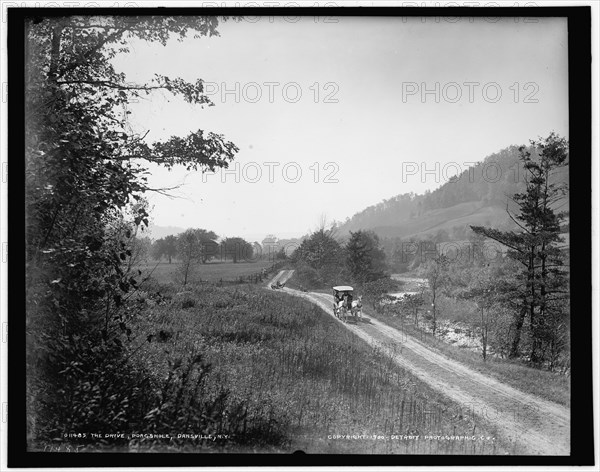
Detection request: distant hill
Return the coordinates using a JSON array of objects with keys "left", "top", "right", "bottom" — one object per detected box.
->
[
  {"left": 335, "top": 144, "right": 569, "bottom": 243},
  {"left": 366, "top": 202, "right": 512, "bottom": 240}
]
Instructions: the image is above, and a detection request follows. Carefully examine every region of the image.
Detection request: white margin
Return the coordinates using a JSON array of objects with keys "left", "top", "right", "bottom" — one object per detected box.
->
[{"left": 0, "top": 1, "right": 597, "bottom": 472}]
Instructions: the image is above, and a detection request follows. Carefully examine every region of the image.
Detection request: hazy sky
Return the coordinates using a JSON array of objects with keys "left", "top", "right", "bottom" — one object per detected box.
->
[{"left": 112, "top": 16, "right": 568, "bottom": 241}]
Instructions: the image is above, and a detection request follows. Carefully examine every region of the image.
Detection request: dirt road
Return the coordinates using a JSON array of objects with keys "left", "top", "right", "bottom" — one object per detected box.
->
[
  {"left": 267, "top": 270, "right": 570, "bottom": 456},
  {"left": 268, "top": 269, "right": 295, "bottom": 288}
]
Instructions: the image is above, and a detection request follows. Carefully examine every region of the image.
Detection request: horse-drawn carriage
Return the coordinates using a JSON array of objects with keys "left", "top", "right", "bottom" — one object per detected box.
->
[
  {"left": 332, "top": 286, "right": 362, "bottom": 323},
  {"left": 271, "top": 280, "right": 285, "bottom": 290}
]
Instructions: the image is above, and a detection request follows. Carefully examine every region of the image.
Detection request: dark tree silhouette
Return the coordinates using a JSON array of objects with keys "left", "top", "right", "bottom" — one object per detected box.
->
[{"left": 471, "top": 133, "right": 569, "bottom": 364}]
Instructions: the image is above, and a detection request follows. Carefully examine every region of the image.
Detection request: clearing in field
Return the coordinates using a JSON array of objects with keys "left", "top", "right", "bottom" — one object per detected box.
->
[{"left": 139, "top": 260, "right": 279, "bottom": 285}]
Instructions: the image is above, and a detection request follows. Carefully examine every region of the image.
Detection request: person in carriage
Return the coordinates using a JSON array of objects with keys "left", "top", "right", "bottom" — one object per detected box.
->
[
  {"left": 332, "top": 287, "right": 346, "bottom": 319},
  {"left": 336, "top": 293, "right": 345, "bottom": 316},
  {"left": 343, "top": 292, "right": 353, "bottom": 311}
]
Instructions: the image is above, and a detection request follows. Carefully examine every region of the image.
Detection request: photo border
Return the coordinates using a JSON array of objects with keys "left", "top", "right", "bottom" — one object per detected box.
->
[{"left": 6, "top": 4, "right": 593, "bottom": 468}]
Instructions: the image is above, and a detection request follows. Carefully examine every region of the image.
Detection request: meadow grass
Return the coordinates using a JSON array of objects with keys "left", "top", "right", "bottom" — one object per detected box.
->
[
  {"left": 139, "top": 260, "right": 280, "bottom": 285},
  {"left": 127, "top": 281, "right": 512, "bottom": 454}
]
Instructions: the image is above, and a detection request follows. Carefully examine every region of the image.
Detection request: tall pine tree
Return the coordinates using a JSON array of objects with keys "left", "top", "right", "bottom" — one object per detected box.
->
[
  {"left": 471, "top": 133, "right": 569, "bottom": 365},
  {"left": 346, "top": 230, "right": 387, "bottom": 284}
]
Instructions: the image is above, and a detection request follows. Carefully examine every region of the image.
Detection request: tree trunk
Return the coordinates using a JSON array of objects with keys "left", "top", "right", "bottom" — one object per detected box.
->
[
  {"left": 509, "top": 307, "right": 526, "bottom": 358},
  {"left": 431, "top": 292, "right": 436, "bottom": 337},
  {"left": 48, "top": 24, "right": 64, "bottom": 83},
  {"left": 535, "top": 238, "right": 548, "bottom": 365},
  {"left": 529, "top": 301, "right": 541, "bottom": 364},
  {"left": 183, "top": 263, "right": 189, "bottom": 286},
  {"left": 528, "top": 246, "right": 540, "bottom": 364},
  {"left": 481, "top": 306, "right": 487, "bottom": 361}
]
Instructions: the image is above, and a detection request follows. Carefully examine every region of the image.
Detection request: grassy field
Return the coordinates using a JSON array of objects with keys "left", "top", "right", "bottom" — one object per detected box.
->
[
  {"left": 362, "top": 305, "right": 571, "bottom": 407},
  {"left": 115, "top": 282, "right": 509, "bottom": 454},
  {"left": 138, "top": 260, "right": 280, "bottom": 285}
]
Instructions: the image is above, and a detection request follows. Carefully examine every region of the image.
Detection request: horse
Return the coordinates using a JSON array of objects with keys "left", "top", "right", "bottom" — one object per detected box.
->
[
  {"left": 336, "top": 299, "right": 346, "bottom": 321},
  {"left": 351, "top": 296, "right": 363, "bottom": 320}
]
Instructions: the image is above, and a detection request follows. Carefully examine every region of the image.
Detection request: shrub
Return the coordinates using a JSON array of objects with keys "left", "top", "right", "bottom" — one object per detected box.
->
[
  {"left": 181, "top": 298, "right": 196, "bottom": 309},
  {"left": 34, "top": 332, "right": 155, "bottom": 443}
]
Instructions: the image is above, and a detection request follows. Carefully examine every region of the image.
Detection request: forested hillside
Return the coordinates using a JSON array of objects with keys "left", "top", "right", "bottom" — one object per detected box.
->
[{"left": 336, "top": 145, "right": 569, "bottom": 242}]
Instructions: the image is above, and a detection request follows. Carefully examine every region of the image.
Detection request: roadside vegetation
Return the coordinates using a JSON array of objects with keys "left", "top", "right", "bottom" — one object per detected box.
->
[
  {"left": 362, "top": 301, "right": 570, "bottom": 407},
  {"left": 33, "top": 277, "right": 510, "bottom": 454}
]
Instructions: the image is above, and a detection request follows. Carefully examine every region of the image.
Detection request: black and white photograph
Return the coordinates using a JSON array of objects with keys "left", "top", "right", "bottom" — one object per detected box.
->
[{"left": 4, "top": 2, "right": 595, "bottom": 468}]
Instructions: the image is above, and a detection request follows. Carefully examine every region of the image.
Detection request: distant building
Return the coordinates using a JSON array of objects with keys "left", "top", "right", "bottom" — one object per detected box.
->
[{"left": 262, "top": 234, "right": 279, "bottom": 258}]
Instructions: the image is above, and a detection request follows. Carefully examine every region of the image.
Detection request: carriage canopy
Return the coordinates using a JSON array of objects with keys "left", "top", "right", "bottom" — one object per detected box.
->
[{"left": 333, "top": 286, "right": 353, "bottom": 293}]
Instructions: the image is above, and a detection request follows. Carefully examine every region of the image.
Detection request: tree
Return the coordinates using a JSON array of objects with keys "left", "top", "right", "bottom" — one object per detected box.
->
[
  {"left": 275, "top": 247, "right": 288, "bottom": 260},
  {"left": 152, "top": 235, "right": 178, "bottom": 263},
  {"left": 194, "top": 229, "right": 218, "bottom": 263},
  {"left": 176, "top": 229, "right": 202, "bottom": 285},
  {"left": 175, "top": 228, "right": 219, "bottom": 284},
  {"left": 345, "top": 230, "right": 387, "bottom": 284},
  {"left": 292, "top": 229, "right": 343, "bottom": 270},
  {"left": 290, "top": 229, "right": 346, "bottom": 288},
  {"left": 471, "top": 133, "right": 569, "bottom": 364},
  {"left": 27, "top": 15, "right": 239, "bottom": 321},
  {"left": 221, "top": 237, "right": 253, "bottom": 263},
  {"left": 25, "top": 15, "right": 239, "bottom": 441},
  {"left": 361, "top": 277, "right": 399, "bottom": 313},
  {"left": 129, "top": 236, "right": 152, "bottom": 267},
  {"left": 402, "top": 291, "right": 425, "bottom": 325},
  {"left": 424, "top": 254, "right": 449, "bottom": 337},
  {"left": 459, "top": 267, "right": 497, "bottom": 361}
]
